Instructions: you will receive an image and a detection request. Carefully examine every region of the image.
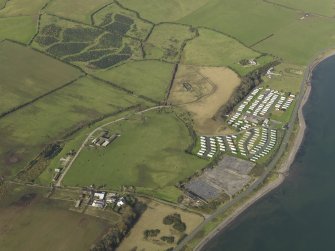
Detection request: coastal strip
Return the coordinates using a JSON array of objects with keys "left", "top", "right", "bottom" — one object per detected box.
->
[{"left": 186, "top": 50, "right": 335, "bottom": 251}]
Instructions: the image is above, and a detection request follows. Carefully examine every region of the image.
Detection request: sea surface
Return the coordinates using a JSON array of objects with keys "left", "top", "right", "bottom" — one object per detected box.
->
[{"left": 202, "top": 55, "right": 335, "bottom": 251}]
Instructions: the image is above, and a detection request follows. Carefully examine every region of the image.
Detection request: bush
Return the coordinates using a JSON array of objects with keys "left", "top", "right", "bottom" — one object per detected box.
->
[
  {"left": 163, "top": 213, "right": 181, "bottom": 225},
  {"left": 90, "top": 54, "right": 130, "bottom": 69},
  {"left": 47, "top": 42, "right": 89, "bottom": 57},
  {"left": 62, "top": 27, "right": 103, "bottom": 42},
  {"left": 40, "top": 24, "right": 62, "bottom": 37},
  {"left": 65, "top": 49, "right": 112, "bottom": 62},
  {"left": 35, "top": 36, "right": 59, "bottom": 47},
  {"left": 100, "top": 13, "right": 114, "bottom": 27},
  {"left": 96, "top": 33, "right": 122, "bottom": 49},
  {"left": 160, "top": 236, "right": 175, "bottom": 243},
  {"left": 114, "top": 14, "right": 134, "bottom": 25},
  {"left": 143, "top": 229, "right": 160, "bottom": 238},
  {"left": 105, "top": 22, "right": 131, "bottom": 36},
  {"left": 173, "top": 221, "right": 186, "bottom": 232}
]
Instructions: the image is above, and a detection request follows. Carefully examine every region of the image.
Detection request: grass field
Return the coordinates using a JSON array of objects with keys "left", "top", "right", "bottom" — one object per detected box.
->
[
  {"left": 261, "top": 63, "right": 304, "bottom": 93},
  {"left": 119, "top": 0, "right": 211, "bottom": 23},
  {"left": 0, "top": 40, "right": 82, "bottom": 115},
  {"left": 144, "top": 23, "right": 196, "bottom": 62},
  {"left": 254, "top": 16, "right": 335, "bottom": 65},
  {"left": 118, "top": 199, "right": 204, "bottom": 251},
  {"left": 0, "top": 76, "right": 142, "bottom": 177},
  {"left": 46, "top": 0, "right": 111, "bottom": 24},
  {"left": 169, "top": 65, "right": 240, "bottom": 135},
  {"left": 271, "top": 0, "right": 335, "bottom": 16},
  {"left": 0, "top": 0, "right": 47, "bottom": 17},
  {"left": 63, "top": 110, "right": 208, "bottom": 202},
  {"left": 182, "top": 28, "right": 273, "bottom": 76},
  {"left": 0, "top": 16, "right": 37, "bottom": 43},
  {"left": 0, "top": 184, "right": 110, "bottom": 251},
  {"left": 179, "top": 0, "right": 300, "bottom": 46},
  {"left": 94, "top": 60, "right": 175, "bottom": 101}
]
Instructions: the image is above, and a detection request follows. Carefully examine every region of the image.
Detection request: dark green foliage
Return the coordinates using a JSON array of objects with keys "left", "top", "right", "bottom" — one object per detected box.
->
[
  {"left": 114, "top": 14, "right": 134, "bottom": 25},
  {"left": 239, "top": 58, "right": 250, "bottom": 65},
  {"left": 42, "top": 144, "right": 62, "bottom": 159},
  {"left": 105, "top": 22, "right": 131, "bottom": 36},
  {"left": 47, "top": 42, "right": 89, "bottom": 57},
  {"left": 40, "top": 24, "right": 62, "bottom": 37},
  {"left": 160, "top": 236, "right": 175, "bottom": 243},
  {"left": 90, "top": 54, "right": 130, "bottom": 69},
  {"left": 172, "top": 221, "right": 186, "bottom": 232},
  {"left": 62, "top": 27, "right": 103, "bottom": 42},
  {"left": 100, "top": 13, "right": 114, "bottom": 27},
  {"left": 163, "top": 213, "right": 181, "bottom": 225},
  {"left": 165, "top": 248, "right": 174, "bottom": 251},
  {"left": 119, "top": 44, "right": 132, "bottom": 55},
  {"left": 35, "top": 36, "right": 59, "bottom": 47},
  {"left": 96, "top": 33, "right": 122, "bottom": 49},
  {"left": 143, "top": 229, "right": 160, "bottom": 238},
  {"left": 65, "top": 49, "right": 112, "bottom": 62}
]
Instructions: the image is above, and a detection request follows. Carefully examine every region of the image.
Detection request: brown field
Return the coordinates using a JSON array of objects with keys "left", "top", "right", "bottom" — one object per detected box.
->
[
  {"left": 0, "top": 185, "right": 110, "bottom": 251},
  {"left": 117, "top": 200, "right": 204, "bottom": 251},
  {"left": 169, "top": 65, "right": 240, "bottom": 135}
]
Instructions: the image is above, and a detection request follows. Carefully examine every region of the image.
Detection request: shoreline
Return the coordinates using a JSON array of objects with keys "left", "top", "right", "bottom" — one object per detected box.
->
[{"left": 192, "top": 50, "right": 335, "bottom": 251}]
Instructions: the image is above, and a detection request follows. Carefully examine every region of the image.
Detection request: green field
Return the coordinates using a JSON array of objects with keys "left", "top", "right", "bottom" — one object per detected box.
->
[
  {"left": 0, "top": 76, "right": 142, "bottom": 176},
  {"left": 63, "top": 110, "right": 208, "bottom": 202},
  {"left": 144, "top": 23, "right": 196, "bottom": 62},
  {"left": 271, "top": 0, "right": 335, "bottom": 16},
  {"left": 46, "top": 0, "right": 111, "bottom": 24},
  {"left": 254, "top": 16, "right": 335, "bottom": 65},
  {"left": 94, "top": 60, "right": 175, "bottom": 101},
  {"left": 0, "top": 16, "right": 37, "bottom": 43},
  {"left": 119, "top": 0, "right": 211, "bottom": 23},
  {"left": 182, "top": 28, "right": 273, "bottom": 75},
  {"left": 0, "top": 0, "right": 47, "bottom": 17},
  {"left": 0, "top": 184, "right": 110, "bottom": 251},
  {"left": 179, "top": 0, "right": 300, "bottom": 46},
  {"left": 0, "top": 40, "right": 82, "bottom": 115}
]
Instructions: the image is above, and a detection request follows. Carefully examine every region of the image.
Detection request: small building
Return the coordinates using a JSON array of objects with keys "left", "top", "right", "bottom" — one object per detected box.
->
[
  {"left": 106, "top": 193, "right": 117, "bottom": 203},
  {"left": 75, "top": 199, "right": 82, "bottom": 208},
  {"left": 92, "top": 200, "right": 105, "bottom": 208},
  {"left": 117, "top": 197, "right": 125, "bottom": 207},
  {"left": 94, "top": 192, "right": 106, "bottom": 200}
]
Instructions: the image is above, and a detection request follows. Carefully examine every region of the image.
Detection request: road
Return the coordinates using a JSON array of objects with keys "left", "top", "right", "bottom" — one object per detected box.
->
[{"left": 56, "top": 105, "right": 168, "bottom": 187}]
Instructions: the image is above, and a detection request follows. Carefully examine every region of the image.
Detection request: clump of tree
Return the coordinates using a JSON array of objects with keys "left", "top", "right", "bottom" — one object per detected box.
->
[
  {"left": 144, "top": 229, "right": 160, "bottom": 238},
  {"left": 218, "top": 60, "right": 280, "bottom": 119},
  {"left": 239, "top": 59, "right": 250, "bottom": 65},
  {"left": 42, "top": 143, "right": 62, "bottom": 159},
  {"left": 163, "top": 213, "right": 187, "bottom": 232},
  {"left": 161, "top": 236, "right": 175, "bottom": 243}
]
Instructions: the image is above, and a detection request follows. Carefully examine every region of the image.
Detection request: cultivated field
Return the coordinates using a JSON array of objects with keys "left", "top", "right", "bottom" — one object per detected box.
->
[
  {"left": 0, "top": 184, "right": 110, "bottom": 251},
  {"left": 117, "top": 199, "right": 204, "bottom": 251},
  {"left": 94, "top": 60, "right": 175, "bottom": 101},
  {"left": 182, "top": 28, "right": 272, "bottom": 76},
  {"left": 0, "top": 16, "right": 37, "bottom": 43},
  {"left": 0, "top": 76, "right": 141, "bottom": 177},
  {"left": 63, "top": 110, "right": 208, "bottom": 202},
  {"left": 169, "top": 65, "right": 240, "bottom": 135},
  {"left": 144, "top": 23, "right": 196, "bottom": 62},
  {"left": 46, "top": 0, "right": 111, "bottom": 24},
  {"left": 119, "top": 0, "right": 211, "bottom": 23},
  {"left": 0, "top": 40, "right": 82, "bottom": 115}
]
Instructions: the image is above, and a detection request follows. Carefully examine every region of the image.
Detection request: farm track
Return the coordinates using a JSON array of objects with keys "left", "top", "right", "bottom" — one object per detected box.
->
[{"left": 55, "top": 105, "right": 169, "bottom": 187}]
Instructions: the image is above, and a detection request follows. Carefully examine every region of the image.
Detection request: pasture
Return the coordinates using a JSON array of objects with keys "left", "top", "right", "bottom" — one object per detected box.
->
[
  {"left": 144, "top": 23, "right": 196, "bottom": 62},
  {"left": 63, "top": 110, "right": 208, "bottom": 202},
  {"left": 94, "top": 60, "right": 175, "bottom": 101},
  {"left": 254, "top": 16, "right": 335, "bottom": 65},
  {"left": 169, "top": 65, "right": 240, "bottom": 135},
  {"left": 0, "top": 76, "right": 141, "bottom": 177},
  {"left": 271, "top": 0, "right": 335, "bottom": 16},
  {"left": 0, "top": 184, "right": 110, "bottom": 251},
  {"left": 0, "top": 40, "right": 82, "bottom": 115},
  {"left": 179, "top": 0, "right": 300, "bottom": 46},
  {"left": 117, "top": 199, "right": 204, "bottom": 251},
  {"left": 182, "top": 28, "right": 272, "bottom": 76},
  {"left": 119, "top": 0, "right": 211, "bottom": 23},
  {"left": 46, "top": 0, "right": 111, "bottom": 24},
  {"left": 0, "top": 16, "right": 37, "bottom": 43},
  {"left": 0, "top": 0, "right": 47, "bottom": 17}
]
